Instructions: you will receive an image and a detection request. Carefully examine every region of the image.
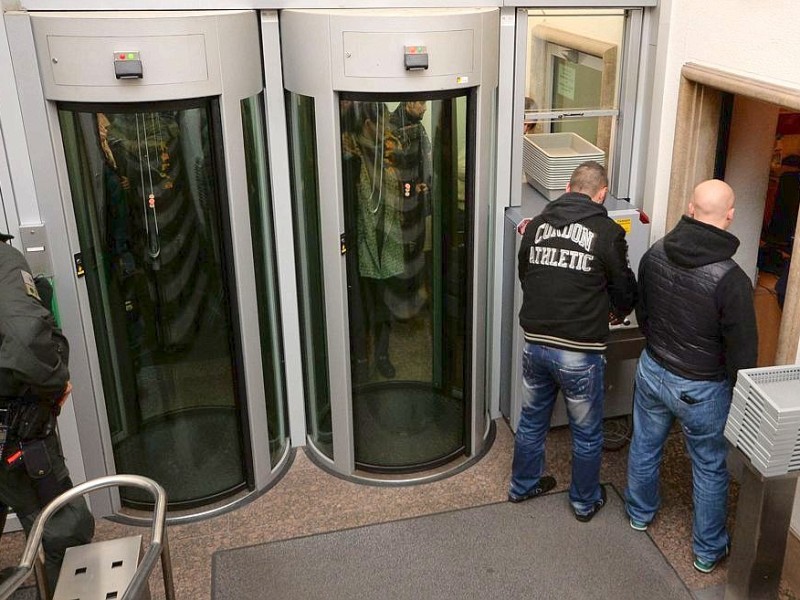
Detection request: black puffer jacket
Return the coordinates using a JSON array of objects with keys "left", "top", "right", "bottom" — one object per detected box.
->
[
  {"left": 518, "top": 192, "right": 637, "bottom": 353},
  {"left": 637, "top": 215, "right": 757, "bottom": 382},
  {"left": 0, "top": 242, "right": 69, "bottom": 400}
]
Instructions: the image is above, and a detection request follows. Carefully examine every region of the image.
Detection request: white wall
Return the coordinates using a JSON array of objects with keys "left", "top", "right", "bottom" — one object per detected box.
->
[
  {"left": 644, "top": 0, "right": 800, "bottom": 240},
  {"left": 645, "top": 0, "right": 800, "bottom": 536}
]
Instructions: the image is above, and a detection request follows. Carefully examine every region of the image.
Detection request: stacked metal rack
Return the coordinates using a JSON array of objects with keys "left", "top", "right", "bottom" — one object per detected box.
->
[{"left": 724, "top": 365, "right": 800, "bottom": 477}]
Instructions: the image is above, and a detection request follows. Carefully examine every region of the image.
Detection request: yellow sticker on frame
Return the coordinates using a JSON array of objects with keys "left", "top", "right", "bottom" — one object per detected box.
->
[{"left": 615, "top": 218, "right": 632, "bottom": 234}]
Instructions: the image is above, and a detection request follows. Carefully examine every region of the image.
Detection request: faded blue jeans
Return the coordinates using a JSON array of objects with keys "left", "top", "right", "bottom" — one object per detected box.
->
[
  {"left": 510, "top": 342, "right": 606, "bottom": 515},
  {"left": 625, "top": 349, "right": 732, "bottom": 563}
]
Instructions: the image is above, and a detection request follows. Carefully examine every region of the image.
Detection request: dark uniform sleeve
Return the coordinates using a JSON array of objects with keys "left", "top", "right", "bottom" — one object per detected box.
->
[
  {"left": 0, "top": 245, "right": 70, "bottom": 400},
  {"left": 604, "top": 226, "right": 638, "bottom": 318},
  {"left": 716, "top": 267, "right": 758, "bottom": 383}
]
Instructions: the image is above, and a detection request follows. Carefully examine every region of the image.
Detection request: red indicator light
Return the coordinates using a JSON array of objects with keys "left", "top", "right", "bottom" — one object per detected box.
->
[{"left": 119, "top": 54, "right": 126, "bottom": 60}]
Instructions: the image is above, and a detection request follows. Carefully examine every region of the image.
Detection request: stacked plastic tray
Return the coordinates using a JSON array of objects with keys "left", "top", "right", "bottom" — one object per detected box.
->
[
  {"left": 523, "top": 132, "right": 605, "bottom": 200},
  {"left": 724, "top": 365, "right": 800, "bottom": 477}
]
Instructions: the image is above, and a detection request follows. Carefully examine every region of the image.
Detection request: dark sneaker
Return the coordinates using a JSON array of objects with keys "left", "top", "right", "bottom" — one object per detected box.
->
[
  {"left": 693, "top": 545, "right": 730, "bottom": 574},
  {"left": 629, "top": 517, "right": 648, "bottom": 532},
  {"left": 508, "top": 476, "right": 557, "bottom": 503},
  {"left": 574, "top": 485, "right": 607, "bottom": 522}
]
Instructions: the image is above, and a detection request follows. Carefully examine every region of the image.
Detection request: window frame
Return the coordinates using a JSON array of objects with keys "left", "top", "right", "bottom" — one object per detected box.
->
[{"left": 510, "top": 7, "right": 645, "bottom": 203}]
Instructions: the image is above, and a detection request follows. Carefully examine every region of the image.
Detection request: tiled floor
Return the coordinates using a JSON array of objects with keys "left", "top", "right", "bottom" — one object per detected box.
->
[
  {"left": 1, "top": 271, "right": 794, "bottom": 599},
  {"left": 2, "top": 420, "right": 797, "bottom": 600}
]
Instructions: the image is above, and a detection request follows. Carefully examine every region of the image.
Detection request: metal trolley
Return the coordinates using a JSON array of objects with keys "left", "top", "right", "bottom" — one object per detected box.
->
[{"left": 0, "top": 474, "right": 176, "bottom": 600}]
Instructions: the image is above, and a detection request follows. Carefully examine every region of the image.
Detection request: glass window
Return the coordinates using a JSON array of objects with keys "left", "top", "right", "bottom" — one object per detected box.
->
[
  {"left": 286, "top": 92, "right": 332, "bottom": 459},
  {"left": 524, "top": 10, "right": 625, "bottom": 178},
  {"left": 241, "top": 94, "right": 289, "bottom": 467}
]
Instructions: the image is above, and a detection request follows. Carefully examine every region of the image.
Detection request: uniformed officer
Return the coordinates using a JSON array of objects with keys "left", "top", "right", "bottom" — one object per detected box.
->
[{"left": 0, "top": 232, "right": 94, "bottom": 592}]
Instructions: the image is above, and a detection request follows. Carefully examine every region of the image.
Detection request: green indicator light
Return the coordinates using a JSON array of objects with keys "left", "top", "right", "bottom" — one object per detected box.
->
[{"left": 127, "top": 53, "right": 135, "bottom": 60}]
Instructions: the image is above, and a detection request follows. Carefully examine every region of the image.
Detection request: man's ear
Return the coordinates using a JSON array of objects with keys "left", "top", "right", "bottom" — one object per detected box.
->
[
  {"left": 687, "top": 202, "right": 695, "bottom": 218},
  {"left": 727, "top": 207, "right": 735, "bottom": 223},
  {"left": 565, "top": 183, "right": 572, "bottom": 193}
]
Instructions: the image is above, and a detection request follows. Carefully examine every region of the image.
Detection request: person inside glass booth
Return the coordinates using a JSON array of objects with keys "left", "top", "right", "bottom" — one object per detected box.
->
[
  {"left": 341, "top": 100, "right": 432, "bottom": 383},
  {"left": 386, "top": 101, "right": 432, "bottom": 324},
  {"left": 341, "top": 101, "right": 402, "bottom": 381}
]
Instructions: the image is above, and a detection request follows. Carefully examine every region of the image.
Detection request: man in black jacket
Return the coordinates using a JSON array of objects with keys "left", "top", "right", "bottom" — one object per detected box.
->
[
  {"left": 624, "top": 179, "right": 757, "bottom": 574},
  {"left": 509, "top": 161, "right": 637, "bottom": 522}
]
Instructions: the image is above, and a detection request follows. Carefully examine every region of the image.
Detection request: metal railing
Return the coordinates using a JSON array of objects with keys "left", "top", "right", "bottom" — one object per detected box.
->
[{"left": 0, "top": 474, "right": 175, "bottom": 600}]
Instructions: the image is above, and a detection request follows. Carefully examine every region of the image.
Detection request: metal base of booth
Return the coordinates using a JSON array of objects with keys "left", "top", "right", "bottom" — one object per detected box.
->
[{"left": 726, "top": 447, "right": 798, "bottom": 599}]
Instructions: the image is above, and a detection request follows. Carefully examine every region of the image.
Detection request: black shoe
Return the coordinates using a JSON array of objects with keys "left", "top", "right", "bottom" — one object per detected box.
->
[
  {"left": 376, "top": 355, "right": 396, "bottom": 378},
  {"left": 508, "top": 476, "right": 557, "bottom": 503},
  {"left": 574, "top": 485, "right": 607, "bottom": 522}
]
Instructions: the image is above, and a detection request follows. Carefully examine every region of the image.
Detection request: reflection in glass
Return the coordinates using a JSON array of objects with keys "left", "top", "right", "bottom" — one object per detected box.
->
[
  {"left": 340, "top": 95, "right": 471, "bottom": 471},
  {"left": 59, "top": 101, "right": 246, "bottom": 507},
  {"left": 286, "top": 93, "right": 332, "bottom": 459},
  {"left": 524, "top": 10, "right": 625, "bottom": 160},
  {"left": 242, "top": 94, "right": 288, "bottom": 467}
]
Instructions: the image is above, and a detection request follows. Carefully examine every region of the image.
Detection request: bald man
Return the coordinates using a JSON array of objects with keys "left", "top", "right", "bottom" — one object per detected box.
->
[{"left": 624, "top": 179, "right": 757, "bottom": 574}]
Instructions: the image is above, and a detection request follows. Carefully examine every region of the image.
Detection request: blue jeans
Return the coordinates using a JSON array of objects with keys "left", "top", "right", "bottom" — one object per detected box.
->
[
  {"left": 625, "top": 349, "right": 732, "bottom": 562},
  {"left": 510, "top": 343, "right": 605, "bottom": 514}
]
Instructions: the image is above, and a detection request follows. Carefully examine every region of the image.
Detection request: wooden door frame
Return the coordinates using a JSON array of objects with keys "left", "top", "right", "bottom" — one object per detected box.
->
[{"left": 668, "top": 62, "right": 800, "bottom": 365}]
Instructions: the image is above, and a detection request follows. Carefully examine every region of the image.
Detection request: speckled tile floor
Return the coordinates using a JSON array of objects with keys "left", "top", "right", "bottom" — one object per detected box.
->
[{"left": 1, "top": 420, "right": 797, "bottom": 599}]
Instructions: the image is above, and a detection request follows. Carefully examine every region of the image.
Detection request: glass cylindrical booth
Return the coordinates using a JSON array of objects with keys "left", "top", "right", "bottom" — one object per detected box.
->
[
  {"left": 21, "top": 10, "right": 289, "bottom": 516},
  {"left": 281, "top": 8, "right": 499, "bottom": 481}
]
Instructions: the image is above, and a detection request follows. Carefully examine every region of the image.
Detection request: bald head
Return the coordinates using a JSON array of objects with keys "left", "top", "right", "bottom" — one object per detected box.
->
[{"left": 688, "top": 179, "right": 735, "bottom": 230}]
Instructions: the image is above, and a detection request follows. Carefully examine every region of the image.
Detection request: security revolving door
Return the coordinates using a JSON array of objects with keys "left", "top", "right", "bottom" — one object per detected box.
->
[
  {"left": 26, "top": 11, "right": 289, "bottom": 511},
  {"left": 282, "top": 8, "right": 499, "bottom": 480}
]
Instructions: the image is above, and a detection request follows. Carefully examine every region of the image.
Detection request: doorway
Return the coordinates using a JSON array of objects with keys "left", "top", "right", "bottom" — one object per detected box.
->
[
  {"left": 667, "top": 63, "right": 800, "bottom": 368},
  {"left": 755, "top": 112, "right": 800, "bottom": 365}
]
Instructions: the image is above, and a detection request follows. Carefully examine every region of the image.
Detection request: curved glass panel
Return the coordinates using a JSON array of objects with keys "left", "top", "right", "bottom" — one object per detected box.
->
[
  {"left": 286, "top": 93, "right": 332, "bottom": 459},
  {"left": 59, "top": 100, "right": 246, "bottom": 507},
  {"left": 340, "top": 94, "right": 472, "bottom": 471},
  {"left": 242, "top": 94, "right": 288, "bottom": 467}
]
